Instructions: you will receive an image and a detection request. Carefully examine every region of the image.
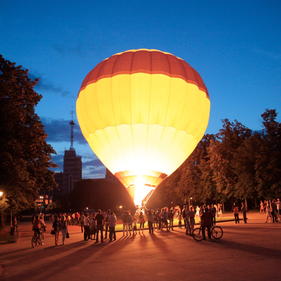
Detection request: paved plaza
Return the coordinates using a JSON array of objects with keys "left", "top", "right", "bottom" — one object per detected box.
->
[{"left": 0, "top": 212, "right": 280, "bottom": 281}]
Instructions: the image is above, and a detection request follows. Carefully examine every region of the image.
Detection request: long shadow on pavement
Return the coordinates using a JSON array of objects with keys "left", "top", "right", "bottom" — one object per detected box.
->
[
  {"left": 0, "top": 247, "right": 33, "bottom": 258},
  {"left": 206, "top": 238, "right": 281, "bottom": 260},
  {"left": 4, "top": 236, "right": 138, "bottom": 281},
  {"left": 5, "top": 242, "right": 109, "bottom": 281},
  {"left": 0, "top": 240, "right": 89, "bottom": 266}
]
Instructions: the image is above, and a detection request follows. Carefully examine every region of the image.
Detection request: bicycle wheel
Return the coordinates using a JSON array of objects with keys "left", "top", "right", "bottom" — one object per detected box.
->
[
  {"left": 31, "top": 237, "right": 37, "bottom": 248},
  {"left": 192, "top": 227, "right": 203, "bottom": 241},
  {"left": 211, "top": 226, "right": 223, "bottom": 239}
]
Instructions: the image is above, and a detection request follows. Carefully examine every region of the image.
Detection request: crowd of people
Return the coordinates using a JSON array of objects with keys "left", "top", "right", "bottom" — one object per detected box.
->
[
  {"left": 259, "top": 199, "right": 280, "bottom": 223},
  {"left": 30, "top": 199, "right": 281, "bottom": 247},
  {"left": 31, "top": 204, "right": 225, "bottom": 246}
]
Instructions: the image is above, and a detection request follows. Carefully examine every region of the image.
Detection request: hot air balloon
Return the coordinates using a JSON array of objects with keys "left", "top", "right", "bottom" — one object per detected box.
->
[{"left": 76, "top": 49, "right": 210, "bottom": 206}]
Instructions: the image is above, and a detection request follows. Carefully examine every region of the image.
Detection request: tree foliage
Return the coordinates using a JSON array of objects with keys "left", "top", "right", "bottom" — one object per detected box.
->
[
  {"left": 148, "top": 109, "right": 281, "bottom": 208},
  {"left": 0, "top": 55, "right": 57, "bottom": 211}
]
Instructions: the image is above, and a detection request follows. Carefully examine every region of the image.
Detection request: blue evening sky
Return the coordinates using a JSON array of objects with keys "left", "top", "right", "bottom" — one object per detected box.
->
[{"left": 1, "top": 0, "right": 280, "bottom": 178}]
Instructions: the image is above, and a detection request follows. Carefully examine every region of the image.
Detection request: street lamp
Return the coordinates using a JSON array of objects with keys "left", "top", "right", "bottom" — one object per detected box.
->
[{"left": 0, "top": 190, "right": 5, "bottom": 229}]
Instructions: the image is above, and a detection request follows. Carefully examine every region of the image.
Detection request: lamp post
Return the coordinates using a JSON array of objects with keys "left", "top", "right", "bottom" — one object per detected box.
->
[{"left": 0, "top": 191, "right": 5, "bottom": 229}]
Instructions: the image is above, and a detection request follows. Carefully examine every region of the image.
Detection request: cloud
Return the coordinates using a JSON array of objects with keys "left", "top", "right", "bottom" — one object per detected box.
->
[
  {"left": 36, "top": 80, "right": 70, "bottom": 97},
  {"left": 53, "top": 43, "right": 95, "bottom": 57},
  {"left": 42, "top": 117, "right": 87, "bottom": 144},
  {"left": 50, "top": 154, "right": 64, "bottom": 172},
  {"left": 29, "top": 72, "right": 70, "bottom": 97},
  {"left": 83, "top": 158, "right": 104, "bottom": 168},
  {"left": 83, "top": 163, "right": 105, "bottom": 179},
  {"left": 82, "top": 155, "right": 105, "bottom": 178}
]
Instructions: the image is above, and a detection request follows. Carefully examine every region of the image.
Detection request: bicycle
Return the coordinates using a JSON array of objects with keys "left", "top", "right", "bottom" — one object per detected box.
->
[
  {"left": 31, "top": 230, "right": 42, "bottom": 248},
  {"left": 192, "top": 225, "right": 223, "bottom": 241}
]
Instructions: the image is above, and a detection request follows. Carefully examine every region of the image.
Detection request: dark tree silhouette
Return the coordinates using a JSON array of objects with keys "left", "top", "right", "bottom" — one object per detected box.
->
[{"left": 0, "top": 55, "right": 57, "bottom": 211}]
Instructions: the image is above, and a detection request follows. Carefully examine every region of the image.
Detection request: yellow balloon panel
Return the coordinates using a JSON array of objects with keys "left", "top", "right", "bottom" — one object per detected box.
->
[
  {"left": 77, "top": 73, "right": 210, "bottom": 135},
  {"left": 87, "top": 124, "right": 197, "bottom": 176}
]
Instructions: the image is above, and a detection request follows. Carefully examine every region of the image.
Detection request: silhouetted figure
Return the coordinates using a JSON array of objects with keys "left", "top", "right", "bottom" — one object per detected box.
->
[
  {"left": 139, "top": 211, "right": 145, "bottom": 232},
  {"left": 146, "top": 210, "right": 154, "bottom": 234},
  {"left": 211, "top": 204, "right": 216, "bottom": 225},
  {"left": 52, "top": 215, "right": 61, "bottom": 246},
  {"left": 108, "top": 211, "right": 117, "bottom": 241},
  {"left": 200, "top": 208, "right": 212, "bottom": 240},
  {"left": 271, "top": 200, "right": 278, "bottom": 223},
  {"left": 95, "top": 209, "right": 104, "bottom": 242},
  {"left": 233, "top": 204, "right": 240, "bottom": 224},
  {"left": 183, "top": 206, "right": 191, "bottom": 235},
  {"left": 83, "top": 213, "right": 91, "bottom": 241},
  {"left": 104, "top": 209, "right": 111, "bottom": 239},
  {"left": 188, "top": 206, "right": 196, "bottom": 233},
  {"left": 241, "top": 202, "right": 248, "bottom": 223}
]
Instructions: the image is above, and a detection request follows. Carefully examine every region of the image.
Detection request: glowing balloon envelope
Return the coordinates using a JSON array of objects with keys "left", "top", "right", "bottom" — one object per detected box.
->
[{"left": 76, "top": 49, "right": 210, "bottom": 206}]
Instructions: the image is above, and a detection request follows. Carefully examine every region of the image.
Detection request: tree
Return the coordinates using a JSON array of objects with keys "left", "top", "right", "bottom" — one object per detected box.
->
[
  {"left": 208, "top": 119, "right": 252, "bottom": 200},
  {"left": 177, "top": 134, "right": 216, "bottom": 204},
  {"left": 255, "top": 109, "right": 281, "bottom": 198},
  {"left": 232, "top": 133, "right": 260, "bottom": 201},
  {"left": 0, "top": 55, "right": 57, "bottom": 212}
]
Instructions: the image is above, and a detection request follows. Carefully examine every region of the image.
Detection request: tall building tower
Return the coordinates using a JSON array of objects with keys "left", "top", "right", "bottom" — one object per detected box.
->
[{"left": 62, "top": 119, "right": 82, "bottom": 193}]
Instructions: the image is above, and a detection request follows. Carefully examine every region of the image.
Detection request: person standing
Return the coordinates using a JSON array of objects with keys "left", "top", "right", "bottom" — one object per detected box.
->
[
  {"left": 83, "top": 213, "right": 90, "bottom": 241},
  {"left": 104, "top": 210, "right": 111, "bottom": 239},
  {"left": 61, "top": 215, "right": 68, "bottom": 245},
  {"left": 108, "top": 211, "right": 117, "bottom": 241},
  {"left": 95, "top": 209, "right": 104, "bottom": 243},
  {"left": 211, "top": 204, "right": 216, "bottom": 225},
  {"left": 80, "top": 213, "right": 85, "bottom": 233},
  {"left": 184, "top": 206, "right": 191, "bottom": 235},
  {"left": 138, "top": 211, "right": 145, "bottom": 233},
  {"left": 146, "top": 210, "right": 154, "bottom": 234},
  {"left": 168, "top": 208, "right": 174, "bottom": 231},
  {"left": 276, "top": 198, "right": 280, "bottom": 222},
  {"left": 188, "top": 206, "right": 196, "bottom": 233},
  {"left": 127, "top": 211, "right": 133, "bottom": 235},
  {"left": 104, "top": 209, "right": 111, "bottom": 239},
  {"left": 90, "top": 212, "right": 97, "bottom": 240},
  {"left": 260, "top": 200, "right": 265, "bottom": 213},
  {"left": 241, "top": 202, "right": 248, "bottom": 223},
  {"left": 32, "top": 215, "right": 41, "bottom": 242},
  {"left": 200, "top": 208, "right": 212, "bottom": 240},
  {"left": 271, "top": 200, "right": 278, "bottom": 223},
  {"left": 265, "top": 200, "right": 272, "bottom": 223},
  {"left": 217, "top": 203, "right": 223, "bottom": 217},
  {"left": 39, "top": 214, "right": 46, "bottom": 243},
  {"left": 52, "top": 215, "right": 61, "bottom": 246},
  {"left": 233, "top": 204, "right": 240, "bottom": 224}
]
